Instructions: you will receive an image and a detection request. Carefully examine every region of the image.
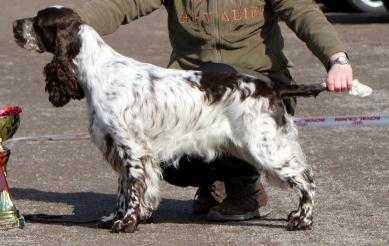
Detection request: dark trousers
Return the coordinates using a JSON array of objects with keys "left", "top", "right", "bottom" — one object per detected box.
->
[{"left": 163, "top": 156, "right": 261, "bottom": 198}]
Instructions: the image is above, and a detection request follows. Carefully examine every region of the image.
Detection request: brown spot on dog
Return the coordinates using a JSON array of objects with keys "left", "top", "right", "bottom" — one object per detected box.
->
[
  {"left": 104, "top": 134, "right": 114, "bottom": 161},
  {"left": 187, "top": 70, "right": 276, "bottom": 104},
  {"left": 149, "top": 73, "right": 162, "bottom": 82},
  {"left": 269, "top": 98, "right": 287, "bottom": 127}
]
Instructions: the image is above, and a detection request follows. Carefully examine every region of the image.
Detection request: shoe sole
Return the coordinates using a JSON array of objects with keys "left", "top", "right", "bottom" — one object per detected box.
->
[{"left": 206, "top": 208, "right": 272, "bottom": 222}]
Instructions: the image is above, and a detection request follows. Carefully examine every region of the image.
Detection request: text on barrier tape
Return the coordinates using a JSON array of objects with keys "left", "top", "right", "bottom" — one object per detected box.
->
[{"left": 293, "top": 115, "right": 389, "bottom": 128}]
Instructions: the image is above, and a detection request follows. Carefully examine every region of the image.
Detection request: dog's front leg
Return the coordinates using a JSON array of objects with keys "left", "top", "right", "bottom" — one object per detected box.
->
[
  {"left": 99, "top": 132, "right": 161, "bottom": 233},
  {"left": 110, "top": 164, "right": 142, "bottom": 233},
  {"left": 98, "top": 160, "right": 142, "bottom": 233}
]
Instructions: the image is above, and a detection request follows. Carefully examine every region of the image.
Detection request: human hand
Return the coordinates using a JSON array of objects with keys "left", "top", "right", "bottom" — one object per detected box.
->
[{"left": 326, "top": 52, "right": 353, "bottom": 92}]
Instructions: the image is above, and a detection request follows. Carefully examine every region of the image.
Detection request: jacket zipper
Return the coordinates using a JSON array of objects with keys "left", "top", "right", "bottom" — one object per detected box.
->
[{"left": 213, "top": 0, "right": 222, "bottom": 62}]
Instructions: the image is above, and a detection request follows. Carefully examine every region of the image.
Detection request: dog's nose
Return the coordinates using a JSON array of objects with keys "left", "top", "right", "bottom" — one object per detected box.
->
[
  {"left": 12, "top": 20, "right": 23, "bottom": 37},
  {"left": 12, "top": 20, "right": 26, "bottom": 46}
]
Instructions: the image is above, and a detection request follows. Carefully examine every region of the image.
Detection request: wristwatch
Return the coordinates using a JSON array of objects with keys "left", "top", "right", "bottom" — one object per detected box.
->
[{"left": 331, "top": 56, "right": 350, "bottom": 66}]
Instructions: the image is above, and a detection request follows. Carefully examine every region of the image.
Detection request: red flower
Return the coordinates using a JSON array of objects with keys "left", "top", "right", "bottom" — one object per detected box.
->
[{"left": 0, "top": 106, "right": 22, "bottom": 117}]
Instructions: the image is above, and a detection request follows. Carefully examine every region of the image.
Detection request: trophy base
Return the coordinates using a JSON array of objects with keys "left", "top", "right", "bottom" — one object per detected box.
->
[{"left": 0, "top": 207, "right": 25, "bottom": 230}]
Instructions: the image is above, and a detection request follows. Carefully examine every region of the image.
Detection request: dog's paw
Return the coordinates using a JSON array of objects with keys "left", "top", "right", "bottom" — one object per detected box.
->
[
  {"left": 111, "top": 217, "right": 139, "bottom": 233},
  {"left": 287, "top": 211, "right": 313, "bottom": 231},
  {"left": 142, "top": 215, "right": 155, "bottom": 224}
]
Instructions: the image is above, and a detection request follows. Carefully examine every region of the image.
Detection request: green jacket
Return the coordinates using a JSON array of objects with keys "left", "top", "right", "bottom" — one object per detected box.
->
[{"left": 76, "top": 0, "right": 345, "bottom": 73}]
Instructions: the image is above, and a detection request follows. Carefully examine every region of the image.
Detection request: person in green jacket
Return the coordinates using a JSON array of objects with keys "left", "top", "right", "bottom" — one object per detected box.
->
[{"left": 70, "top": 0, "right": 353, "bottom": 221}]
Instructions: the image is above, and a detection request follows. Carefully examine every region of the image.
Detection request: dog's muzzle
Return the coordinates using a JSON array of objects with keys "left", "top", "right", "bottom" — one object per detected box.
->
[{"left": 13, "top": 18, "right": 43, "bottom": 52}]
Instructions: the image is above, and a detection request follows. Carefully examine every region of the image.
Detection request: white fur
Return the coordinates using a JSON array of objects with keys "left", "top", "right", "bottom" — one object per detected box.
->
[
  {"left": 72, "top": 25, "right": 315, "bottom": 230},
  {"left": 75, "top": 25, "right": 293, "bottom": 167}
]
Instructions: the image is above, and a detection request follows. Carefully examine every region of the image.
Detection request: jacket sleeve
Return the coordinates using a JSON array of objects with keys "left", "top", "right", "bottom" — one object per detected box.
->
[
  {"left": 269, "top": 0, "right": 347, "bottom": 69},
  {"left": 74, "top": 0, "right": 164, "bottom": 36}
]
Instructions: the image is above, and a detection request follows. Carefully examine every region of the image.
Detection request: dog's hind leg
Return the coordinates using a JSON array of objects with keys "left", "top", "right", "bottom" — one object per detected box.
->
[
  {"left": 285, "top": 167, "right": 315, "bottom": 230},
  {"left": 239, "top": 117, "right": 315, "bottom": 230}
]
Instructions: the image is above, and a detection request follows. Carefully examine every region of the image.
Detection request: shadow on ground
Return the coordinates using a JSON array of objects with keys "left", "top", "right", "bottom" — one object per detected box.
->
[{"left": 12, "top": 188, "right": 287, "bottom": 230}]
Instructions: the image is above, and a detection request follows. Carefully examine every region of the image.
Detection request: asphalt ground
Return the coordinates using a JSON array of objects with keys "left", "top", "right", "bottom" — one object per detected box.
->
[{"left": 0, "top": 1, "right": 388, "bottom": 245}]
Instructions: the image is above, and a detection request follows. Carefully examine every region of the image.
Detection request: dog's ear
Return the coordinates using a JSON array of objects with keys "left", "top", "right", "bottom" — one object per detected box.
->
[
  {"left": 53, "top": 21, "right": 84, "bottom": 99},
  {"left": 43, "top": 19, "right": 84, "bottom": 107}
]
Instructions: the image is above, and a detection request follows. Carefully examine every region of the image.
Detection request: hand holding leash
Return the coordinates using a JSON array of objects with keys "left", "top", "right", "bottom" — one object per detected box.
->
[{"left": 320, "top": 79, "right": 372, "bottom": 97}]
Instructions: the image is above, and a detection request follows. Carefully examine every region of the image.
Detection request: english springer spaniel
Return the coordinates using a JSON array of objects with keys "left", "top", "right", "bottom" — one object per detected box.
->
[{"left": 13, "top": 7, "right": 329, "bottom": 233}]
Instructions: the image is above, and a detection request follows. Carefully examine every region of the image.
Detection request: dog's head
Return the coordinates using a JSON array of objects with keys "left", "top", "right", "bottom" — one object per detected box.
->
[{"left": 13, "top": 6, "right": 85, "bottom": 107}]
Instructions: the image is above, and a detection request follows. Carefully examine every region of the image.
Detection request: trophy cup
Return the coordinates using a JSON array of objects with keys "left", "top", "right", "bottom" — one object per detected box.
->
[{"left": 0, "top": 105, "right": 24, "bottom": 230}]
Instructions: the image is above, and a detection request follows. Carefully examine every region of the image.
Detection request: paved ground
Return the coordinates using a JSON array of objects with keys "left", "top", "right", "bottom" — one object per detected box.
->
[{"left": 1, "top": 1, "right": 388, "bottom": 245}]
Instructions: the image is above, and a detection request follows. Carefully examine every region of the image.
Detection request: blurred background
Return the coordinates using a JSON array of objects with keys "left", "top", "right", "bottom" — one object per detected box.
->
[{"left": 318, "top": 0, "right": 389, "bottom": 13}]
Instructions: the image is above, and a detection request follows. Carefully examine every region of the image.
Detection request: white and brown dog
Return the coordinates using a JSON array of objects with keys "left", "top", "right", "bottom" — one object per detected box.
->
[{"left": 13, "top": 6, "right": 331, "bottom": 233}]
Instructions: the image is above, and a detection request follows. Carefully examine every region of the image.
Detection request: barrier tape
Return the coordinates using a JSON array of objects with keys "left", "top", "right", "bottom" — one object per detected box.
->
[
  {"left": 294, "top": 114, "right": 389, "bottom": 128},
  {"left": 4, "top": 114, "right": 388, "bottom": 144},
  {"left": 6, "top": 133, "right": 90, "bottom": 143}
]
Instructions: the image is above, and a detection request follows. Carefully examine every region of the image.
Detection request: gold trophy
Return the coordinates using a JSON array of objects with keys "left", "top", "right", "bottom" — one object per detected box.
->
[{"left": 0, "top": 105, "right": 24, "bottom": 230}]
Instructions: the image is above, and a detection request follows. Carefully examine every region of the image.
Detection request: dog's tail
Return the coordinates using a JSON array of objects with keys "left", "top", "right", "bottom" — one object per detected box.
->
[
  {"left": 277, "top": 83, "right": 326, "bottom": 98},
  {"left": 277, "top": 80, "right": 372, "bottom": 98}
]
